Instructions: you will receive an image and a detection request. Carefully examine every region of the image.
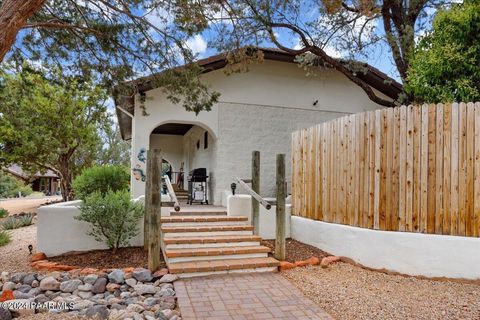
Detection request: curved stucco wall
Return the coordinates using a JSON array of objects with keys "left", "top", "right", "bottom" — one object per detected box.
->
[{"left": 291, "top": 216, "right": 480, "bottom": 280}]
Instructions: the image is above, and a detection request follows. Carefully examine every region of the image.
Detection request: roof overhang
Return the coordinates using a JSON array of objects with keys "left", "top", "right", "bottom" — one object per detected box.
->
[{"left": 113, "top": 48, "right": 403, "bottom": 141}]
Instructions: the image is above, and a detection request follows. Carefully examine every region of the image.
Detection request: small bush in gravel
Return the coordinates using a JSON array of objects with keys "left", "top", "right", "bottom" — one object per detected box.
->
[
  {"left": 72, "top": 165, "right": 130, "bottom": 200},
  {"left": 0, "top": 208, "right": 8, "bottom": 218},
  {"left": 0, "top": 230, "right": 11, "bottom": 246},
  {"left": 1, "top": 213, "right": 34, "bottom": 230},
  {"left": 75, "top": 189, "right": 144, "bottom": 253}
]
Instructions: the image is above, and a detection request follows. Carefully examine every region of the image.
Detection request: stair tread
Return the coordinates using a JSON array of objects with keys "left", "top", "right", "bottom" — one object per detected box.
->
[
  {"left": 170, "top": 211, "right": 227, "bottom": 216},
  {"left": 161, "top": 225, "right": 253, "bottom": 233},
  {"left": 166, "top": 245, "right": 271, "bottom": 258},
  {"left": 168, "top": 257, "right": 279, "bottom": 274},
  {"left": 161, "top": 216, "right": 248, "bottom": 223},
  {"left": 163, "top": 235, "right": 262, "bottom": 245}
]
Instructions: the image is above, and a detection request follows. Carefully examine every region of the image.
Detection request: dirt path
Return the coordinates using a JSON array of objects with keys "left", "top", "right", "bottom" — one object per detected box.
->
[
  {"left": 0, "top": 196, "right": 61, "bottom": 215},
  {"left": 282, "top": 262, "right": 480, "bottom": 320}
]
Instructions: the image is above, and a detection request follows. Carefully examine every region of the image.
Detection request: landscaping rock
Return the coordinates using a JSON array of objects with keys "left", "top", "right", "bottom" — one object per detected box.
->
[
  {"left": 6, "top": 299, "right": 35, "bottom": 317},
  {"left": 132, "top": 268, "right": 152, "bottom": 282},
  {"left": 39, "top": 276, "right": 60, "bottom": 291},
  {"left": 16, "top": 284, "right": 32, "bottom": 293},
  {"left": 0, "top": 307, "right": 12, "bottom": 320},
  {"left": 31, "top": 252, "right": 47, "bottom": 262},
  {"left": 153, "top": 268, "right": 169, "bottom": 280},
  {"left": 278, "top": 261, "right": 296, "bottom": 271},
  {"left": 9, "top": 273, "right": 26, "bottom": 284},
  {"left": 158, "top": 274, "right": 178, "bottom": 284},
  {"left": 2, "top": 282, "right": 15, "bottom": 291},
  {"left": 108, "top": 270, "right": 125, "bottom": 284},
  {"left": 31, "top": 280, "right": 39, "bottom": 288},
  {"left": 78, "top": 283, "right": 93, "bottom": 291},
  {"left": 92, "top": 277, "right": 107, "bottom": 294},
  {"left": 125, "top": 278, "right": 137, "bottom": 287},
  {"left": 77, "top": 291, "right": 94, "bottom": 299},
  {"left": 83, "top": 274, "right": 98, "bottom": 285},
  {"left": 22, "top": 274, "right": 37, "bottom": 286},
  {"left": 321, "top": 256, "right": 341, "bottom": 268},
  {"left": 60, "top": 279, "right": 83, "bottom": 293},
  {"left": 133, "top": 284, "right": 156, "bottom": 295},
  {"left": 85, "top": 305, "right": 109, "bottom": 319},
  {"left": 106, "top": 283, "right": 121, "bottom": 292}
]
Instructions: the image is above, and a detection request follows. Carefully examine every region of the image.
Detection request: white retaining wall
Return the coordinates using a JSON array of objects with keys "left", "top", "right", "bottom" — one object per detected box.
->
[
  {"left": 227, "top": 194, "right": 291, "bottom": 239},
  {"left": 291, "top": 216, "right": 480, "bottom": 280},
  {"left": 37, "top": 197, "right": 170, "bottom": 257}
]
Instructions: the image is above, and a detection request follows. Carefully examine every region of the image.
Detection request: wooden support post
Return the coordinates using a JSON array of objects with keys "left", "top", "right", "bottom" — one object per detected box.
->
[
  {"left": 275, "top": 154, "right": 286, "bottom": 261},
  {"left": 144, "top": 154, "right": 152, "bottom": 251},
  {"left": 146, "top": 149, "right": 162, "bottom": 271},
  {"left": 251, "top": 151, "right": 260, "bottom": 235}
]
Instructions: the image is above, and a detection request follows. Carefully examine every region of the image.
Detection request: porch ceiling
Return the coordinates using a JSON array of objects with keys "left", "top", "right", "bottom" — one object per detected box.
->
[{"left": 151, "top": 123, "right": 194, "bottom": 136}]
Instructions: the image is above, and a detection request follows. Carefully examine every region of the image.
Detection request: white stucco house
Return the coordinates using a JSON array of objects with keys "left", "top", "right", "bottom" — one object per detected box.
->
[{"left": 114, "top": 48, "right": 402, "bottom": 205}]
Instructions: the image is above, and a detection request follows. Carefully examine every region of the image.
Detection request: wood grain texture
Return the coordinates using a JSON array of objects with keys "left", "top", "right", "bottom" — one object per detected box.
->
[{"left": 290, "top": 103, "right": 480, "bottom": 238}]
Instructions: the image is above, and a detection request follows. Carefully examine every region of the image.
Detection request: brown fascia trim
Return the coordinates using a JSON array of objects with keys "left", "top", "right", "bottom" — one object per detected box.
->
[{"left": 114, "top": 48, "right": 403, "bottom": 140}]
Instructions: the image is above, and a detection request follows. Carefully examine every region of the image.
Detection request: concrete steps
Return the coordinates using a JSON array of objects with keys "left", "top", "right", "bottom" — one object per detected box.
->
[{"left": 161, "top": 207, "right": 279, "bottom": 278}]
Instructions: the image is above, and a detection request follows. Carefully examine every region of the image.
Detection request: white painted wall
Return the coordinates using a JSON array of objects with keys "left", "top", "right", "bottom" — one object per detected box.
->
[
  {"left": 227, "top": 195, "right": 291, "bottom": 239},
  {"left": 182, "top": 126, "right": 216, "bottom": 202},
  {"left": 37, "top": 198, "right": 170, "bottom": 256},
  {"left": 291, "top": 216, "right": 480, "bottom": 280},
  {"left": 150, "top": 134, "right": 183, "bottom": 172},
  {"left": 130, "top": 60, "right": 388, "bottom": 201}
]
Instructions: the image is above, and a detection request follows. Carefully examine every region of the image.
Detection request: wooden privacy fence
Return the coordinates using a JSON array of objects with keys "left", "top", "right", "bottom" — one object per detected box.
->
[{"left": 292, "top": 102, "right": 480, "bottom": 237}]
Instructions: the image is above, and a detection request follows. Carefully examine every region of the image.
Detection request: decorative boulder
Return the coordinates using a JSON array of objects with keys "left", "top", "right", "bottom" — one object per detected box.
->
[
  {"left": 132, "top": 268, "right": 153, "bottom": 283},
  {"left": 108, "top": 270, "right": 125, "bottom": 284},
  {"left": 39, "top": 277, "right": 60, "bottom": 291}
]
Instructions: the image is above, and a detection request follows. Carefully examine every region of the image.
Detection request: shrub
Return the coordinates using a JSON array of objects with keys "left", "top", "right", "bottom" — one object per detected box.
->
[
  {"left": 75, "top": 189, "right": 144, "bottom": 253},
  {"left": 0, "top": 230, "right": 11, "bottom": 247},
  {"left": 1, "top": 213, "right": 34, "bottom": 230},
  {"left": 0, "top": 208, "right": 8, "bottom": 218},
  {"left": 72, "top": 165, "right": 130, "bottom": 200},
  {"left": 0, "top": 172, "right": 33, "bottom": 198}
]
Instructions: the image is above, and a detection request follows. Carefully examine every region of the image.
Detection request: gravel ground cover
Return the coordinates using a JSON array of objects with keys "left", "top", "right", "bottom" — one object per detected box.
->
[
  {"left": 261, "top": 238, "right": 329, "bottom": 262},
  {"left": 282, "top": 262, "right": 480, "bottom": 320},
  {"left": 0, "top": 224, "right": 36, "bottom": 273},
  {"left": 49, "top": 247, "right": 166, "bottom": 270},
  {"left": 0, "top": 197, "right": 61, "bottom": 216}
]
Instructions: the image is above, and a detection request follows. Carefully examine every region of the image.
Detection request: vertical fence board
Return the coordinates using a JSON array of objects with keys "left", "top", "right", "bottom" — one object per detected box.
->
[
  {"left": 459, "top": 103, "right": 467, "bottom": 236},
  {"left": 427, "top": 104, "right": 437, "bottom": 234},
  {"left": 443, "top": 104, "right": 452, "bottom": 234},
  {"left": 412, "top": 106, "right": 421, "bottom": 232},
  {"left": 399, "top": 106, "right": 407, "bottom": 231},
  {"left": 368, "top": 111, "right": 375, "bottom": 229},
  {"left": 451, "top": 103, "right": 459, "bottom": 235},
  {"left": 466, "top": 103, "right": 475, "bottom": 236},
  {"left": 475, "top": 103, "right": 480, "bottom": 237},
  {"left": 435, "top": 104, "right": 444, "bottom": 234},
  {"left": 406, "top": 106, "right": 414, "bottom": 231}
]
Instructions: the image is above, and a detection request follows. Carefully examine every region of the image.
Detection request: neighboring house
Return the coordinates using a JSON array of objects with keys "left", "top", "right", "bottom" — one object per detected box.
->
[
  {"left": 2, "top": 164, "right": 60, "bottom": 195},
  {"left": 114, "top": 48, "right": 402, "bottom": 205}
]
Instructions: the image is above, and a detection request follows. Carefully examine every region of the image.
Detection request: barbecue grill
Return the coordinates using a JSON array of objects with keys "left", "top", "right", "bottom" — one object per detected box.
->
[{"left": 187, "top": 168, "right": 209, "bottom": 205}]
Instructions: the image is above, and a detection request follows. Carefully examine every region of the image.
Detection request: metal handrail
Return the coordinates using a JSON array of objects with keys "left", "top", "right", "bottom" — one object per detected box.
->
[
  {"left": 235, "top": 177, "right": 272, "bottom": 210},
  {"left": 162, "top": 175, "right": 181, "bottom": 212}
]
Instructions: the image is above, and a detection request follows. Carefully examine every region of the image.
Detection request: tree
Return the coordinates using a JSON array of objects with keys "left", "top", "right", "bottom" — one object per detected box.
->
[
  {"left": 0, "top": 0, "right": 219, "bottom": 113},
  {"left": 0, "top": 65, "right": 108, "bottom": 201},
  {"left": 97, "top": 117, "right": 130, "bottom": 167},
  {"left": 175, "top": 0, "right": 459, "bottom": 106},
  {"left": 406, "top": 0, "right": 480, "bottom": 103}
]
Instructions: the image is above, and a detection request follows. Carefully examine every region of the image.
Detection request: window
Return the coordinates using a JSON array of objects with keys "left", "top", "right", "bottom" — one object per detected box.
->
[{"left": 204, "top": 131, "right": 208, "bottom": 149}]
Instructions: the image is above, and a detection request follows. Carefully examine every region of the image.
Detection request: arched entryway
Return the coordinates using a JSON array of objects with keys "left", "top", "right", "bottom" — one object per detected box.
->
[{"left": 149, "top": 122, "right": 217, "bottom": 202}]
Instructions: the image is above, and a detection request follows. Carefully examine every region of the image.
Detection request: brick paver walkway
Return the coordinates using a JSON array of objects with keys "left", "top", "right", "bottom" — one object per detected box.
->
[{"left": 174, "top": 273, "right": 333, "bottom": 320}]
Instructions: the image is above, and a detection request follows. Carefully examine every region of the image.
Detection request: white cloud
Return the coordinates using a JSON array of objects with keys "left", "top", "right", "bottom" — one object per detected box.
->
[
  {"left": 186, "top": 35, "right": 208, "bottom": 56},
  {"left": 145, "top": 7, "right": 174, "bottom": 29}
]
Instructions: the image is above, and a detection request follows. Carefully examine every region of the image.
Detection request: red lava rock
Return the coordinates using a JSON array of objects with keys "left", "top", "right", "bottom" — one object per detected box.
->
[
  {"left": 321, "top": 256, "right": 341, "bottom": 268},
  {"left": 31, "top": 252, "right": 47, "bottom": 262},
  {"left": 278, "top": 261, "right": 296, "bottom": 271},
  {"left": 0, "top": 290, "right": 14, "bottom": 302},
  {"left": 79, "top": 268, "right": 100, "bottom": 275},
  {"left": 304, "top": 256, "right": 320, "bottom": 266},
  {"left": 123, "top": 267, "right": 135, "bottom": 273},
  {"left": 154, "top": 268, "right": 169, "bottom": 278},
  {"left": 294, "top": 260, "right": 309, "bottom": 267}
]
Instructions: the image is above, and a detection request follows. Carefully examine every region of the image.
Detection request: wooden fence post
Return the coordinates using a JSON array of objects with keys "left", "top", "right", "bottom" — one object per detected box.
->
[
  {"left": 144, "top": 154, "right": 152, "bottom": 251},
  {"left": 252, "top": 151, "right": 260, "bottom": 235},
  {"left": 275, "top": 154, "right": 286, "bottom": 260},
  {"left": 146, "top": 149, "right": 162, "bottom": 271}
]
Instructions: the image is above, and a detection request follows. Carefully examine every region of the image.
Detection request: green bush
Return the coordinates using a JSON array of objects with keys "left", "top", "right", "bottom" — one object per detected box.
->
[
  {"left": 72, "top": 165, "right": 130, "bottom": 200},
  {"left": 0, "top": 230, "right": 11, "bottom": 247},
  {"left": 0, "top": 208, "right": 8, "bottom": 218},
  {"left": 0, "top": 172, "right": 33, "bottom": 198},
  {"left": 75, "top": 189, "right": 144, "bottom": 253},
  {"left": 1, "top": 213, "right": 34, "bottom": 230}
]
